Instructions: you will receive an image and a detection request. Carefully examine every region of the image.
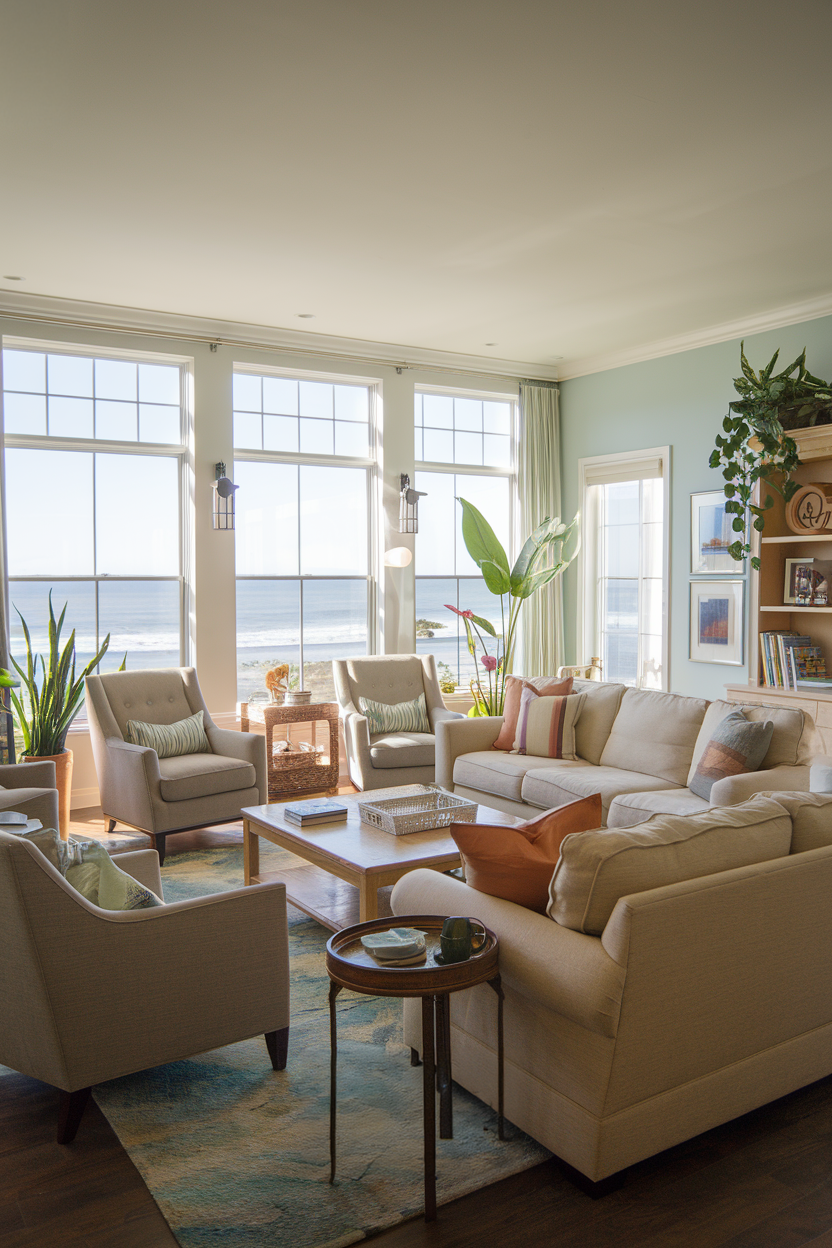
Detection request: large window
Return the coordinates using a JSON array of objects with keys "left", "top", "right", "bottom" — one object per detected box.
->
[
  {"left": 2, "top": 342, "right": 187, "bottom": 707},
  {"left": 414, "top": 389, "right": 517, "bottom": 687},
  {"left": 579, "top": 448, "right": 669, "bottom": 689},
  {"left": 233, "top": 369, "right": 375, "bottom": 704}
]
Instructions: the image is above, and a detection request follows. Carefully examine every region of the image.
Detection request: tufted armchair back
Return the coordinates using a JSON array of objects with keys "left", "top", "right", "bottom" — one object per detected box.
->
[
  {"left": 86, "top": 667, "right": 213, "bottom": 743},
  {"left": 333, "top": 654, "right": 445, "bottom": 718}
]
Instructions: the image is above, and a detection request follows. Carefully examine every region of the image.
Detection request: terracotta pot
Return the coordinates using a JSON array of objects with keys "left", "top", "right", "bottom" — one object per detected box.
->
[{"left": 23, "top": 749, "right": 73, "bottom": 840}]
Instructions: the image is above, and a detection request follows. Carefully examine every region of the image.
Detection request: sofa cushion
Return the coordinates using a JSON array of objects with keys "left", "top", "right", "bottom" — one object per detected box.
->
[
  {"left": 600, "top": 688, "right": 709, "bottom": 785},
  {"left": 570, "top": 680, "right": 626, "bottom": 765},
  {"left": 454, "top": 751, "right": 585, "bottom": 805},
  {"left": 449, "top": 794, "right": 603, "bottom": 913},
  {"left": 514, "top": 690, "right": 586, "bottom": 760},
  {"left": 607, "top": 788, "right": 710, "bottom": 828},
  {"left": 492, "top": 675, "right": 573, "bottom": 751},
  {"left": 548, "top": 794, "right": 793, "bottom": 935},
  {"left": 520, "top": 764, "right": 679, "bottom": 822},
  {"left": 369, "top": 732, "right": 435, "bottom": 768},
  {"left": 158, "top": 753, "right": 256, "bottom": 802},
  {"left": 768, "top": 791, "right": 832, "bottom": 854},
  {"left": 688, "top": 710, "right": 775, "bottom": 800},
  {"left": 688, "top": 700, "right": 811, "bottom": 782}
]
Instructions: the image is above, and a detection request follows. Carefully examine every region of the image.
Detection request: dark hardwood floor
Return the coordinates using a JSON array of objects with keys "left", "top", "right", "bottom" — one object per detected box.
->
[{"left": 5, "top": 810, "right": 832, "bottom": 1246}]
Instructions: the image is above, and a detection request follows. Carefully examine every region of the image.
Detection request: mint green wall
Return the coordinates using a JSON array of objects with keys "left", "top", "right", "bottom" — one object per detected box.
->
[{"left": 559, "top": 315, "right": 832, "bottom": 700}]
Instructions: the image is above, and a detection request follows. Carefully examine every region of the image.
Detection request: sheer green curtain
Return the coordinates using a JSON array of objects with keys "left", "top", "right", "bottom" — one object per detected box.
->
[
  {"left": 0, "top": 361, "right": 12, "bottom": 762},
  {"left": 518, "top": 381, "right": 564, "bottom": 676}
]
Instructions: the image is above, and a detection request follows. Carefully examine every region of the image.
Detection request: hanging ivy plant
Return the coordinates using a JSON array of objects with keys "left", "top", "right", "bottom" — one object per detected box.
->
[{"left": 710, "top": 343, "right": 832, "bottom": 570}]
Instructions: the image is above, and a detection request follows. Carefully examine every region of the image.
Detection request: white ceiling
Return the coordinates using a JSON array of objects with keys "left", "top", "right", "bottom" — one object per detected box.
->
[{"left": 2, "top": 0, "right": 831, "bottom": 377}]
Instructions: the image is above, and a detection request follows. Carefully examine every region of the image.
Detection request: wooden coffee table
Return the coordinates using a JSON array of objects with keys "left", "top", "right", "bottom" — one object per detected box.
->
[{"left": 241, "top": 790, "right": 516, "bottom": 931}]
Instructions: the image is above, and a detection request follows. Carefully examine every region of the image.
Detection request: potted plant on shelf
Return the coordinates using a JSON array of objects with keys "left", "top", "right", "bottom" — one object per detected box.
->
[
  {"left": 449, "top": 500, "right": 579, "bottom": 716},
  {"left": 10, "top": 593, "right": 119, "bottom": 838},
  {"left": 710, "top": 343, "right": 832, "bottom": 569}
]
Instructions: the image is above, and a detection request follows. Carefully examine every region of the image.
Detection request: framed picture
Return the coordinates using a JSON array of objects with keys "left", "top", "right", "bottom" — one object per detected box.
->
[
  {"left": 689, "top": 580, "right": 744, "bottom": 665},
  {"left": 690, "top": 491, "right": 741, "bottom": 574}
]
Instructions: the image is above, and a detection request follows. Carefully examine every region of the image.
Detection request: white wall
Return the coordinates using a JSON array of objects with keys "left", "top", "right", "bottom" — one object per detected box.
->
[{"left": 0, "top": 306, "right": 520, "bottom": 807}]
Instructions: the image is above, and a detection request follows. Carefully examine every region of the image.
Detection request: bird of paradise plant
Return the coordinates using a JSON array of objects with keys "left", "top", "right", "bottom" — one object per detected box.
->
[{"left": 448, "top": 498, "right": 579, "bottom": 716}]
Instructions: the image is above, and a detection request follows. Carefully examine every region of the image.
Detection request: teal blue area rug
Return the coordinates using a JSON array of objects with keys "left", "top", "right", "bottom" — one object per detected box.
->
[{"left": 91, "top": 844, "right": 551, "bottom": 1248}]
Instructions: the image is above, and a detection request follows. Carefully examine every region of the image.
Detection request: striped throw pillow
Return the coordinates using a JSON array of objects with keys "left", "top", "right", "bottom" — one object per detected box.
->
[
  {"left": 359, "top": 692, "right": 431, "bottom": 734},
  {"left": 513, "top": 688, "right": 586, "bottom": 760},
  {"left": 126, "top": 709, "right": 211, "bottom": 759}
]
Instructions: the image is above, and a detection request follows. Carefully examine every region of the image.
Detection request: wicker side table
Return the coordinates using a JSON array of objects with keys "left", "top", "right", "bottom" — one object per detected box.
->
[
  {"left": 326, "top": 914, "right": 504, "bottom": 1222},
  {"left": 239, "top": 701, "right": 340, "bottom": 800}
]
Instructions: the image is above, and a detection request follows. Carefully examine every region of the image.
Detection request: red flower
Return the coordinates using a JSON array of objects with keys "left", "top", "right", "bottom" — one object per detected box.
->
[
  {"left": 480, "top": 654, "right": 498, "bottom": 672},
  {"left": 445, "top": 604, "right": 474, "bottom": 619}
]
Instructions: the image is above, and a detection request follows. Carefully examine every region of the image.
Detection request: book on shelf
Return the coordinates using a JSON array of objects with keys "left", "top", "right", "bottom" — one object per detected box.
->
[
  {"left": 796, "top": 677, "right": 832, "bottom": 688},
  {"left": 283, "top": 798, "right": 349, "bottom": 826},
  {"left": 759, "top": 630, "right": 826, "bottom": 689}
]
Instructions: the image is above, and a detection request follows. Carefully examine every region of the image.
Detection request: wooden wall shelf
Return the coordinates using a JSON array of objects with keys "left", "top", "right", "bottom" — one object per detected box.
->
[{"left": 761, "top": 534, "right": 832, "bottom": 545}]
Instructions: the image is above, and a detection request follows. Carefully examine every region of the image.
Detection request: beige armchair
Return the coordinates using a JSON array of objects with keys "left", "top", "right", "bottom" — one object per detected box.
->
[
  {"left": 0, "top": 829, "right": 290, "bottom": 1143},
  {"left": 0, "top": 759, "right": 59, "bottom": 828},
  {"left": 332, "top": 654, "right": 462, "bottom": 791},
  {"left": 85, "top": 668, "right": 267, "bottom": 864}
]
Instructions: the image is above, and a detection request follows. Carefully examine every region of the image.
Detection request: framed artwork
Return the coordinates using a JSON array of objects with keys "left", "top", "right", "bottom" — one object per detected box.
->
[
  {"left": 690, "top": 491, "right": 741, "bottom": 574},
  {"left": 689, "top": 580, "right": 744, "bottom": 666}
]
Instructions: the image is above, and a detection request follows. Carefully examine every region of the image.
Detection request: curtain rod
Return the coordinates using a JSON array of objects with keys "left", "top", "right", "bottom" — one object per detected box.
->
[{"left": 0, "top": 307, "right": 557, "bottom": 387}]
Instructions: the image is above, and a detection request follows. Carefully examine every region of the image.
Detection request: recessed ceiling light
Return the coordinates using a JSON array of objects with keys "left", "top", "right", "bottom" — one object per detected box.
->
[
  {"left": 297, "top": 313, "right": 315, "bottom": 319},
  {"left": 3, "top": 275, "right": 24, "bottom": 281}
]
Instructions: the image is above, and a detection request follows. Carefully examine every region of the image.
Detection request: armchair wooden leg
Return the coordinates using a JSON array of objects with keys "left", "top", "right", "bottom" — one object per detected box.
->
[
  {"left": 265, "top": 1027, "right": 289, "bottom": 1071},
  {"left": 152, "top": 834, "right": 167, "bottom": 866},
  {"left": 105, "top": 817, "right": 116, "bottom": 833},
  {"left": 57, "top": 1087, "right": 92, "bottom": 1144}
]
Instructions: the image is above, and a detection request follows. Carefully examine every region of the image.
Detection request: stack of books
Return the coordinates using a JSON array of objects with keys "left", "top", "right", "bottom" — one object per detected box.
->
[
  {"left": 283, "top": 798, "right": 349, "bottom": 826},
  {"left": 759, "top": 630, "right": 827, "bottom": 690}
]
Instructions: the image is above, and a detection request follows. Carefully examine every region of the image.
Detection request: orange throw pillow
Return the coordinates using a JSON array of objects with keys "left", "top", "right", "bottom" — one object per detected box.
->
[
  {"left": 449, "top": 794, "right": 603, "bottom": 914},
  {"left": 492, "top": 675, "right": 574, "bottom": 751}
]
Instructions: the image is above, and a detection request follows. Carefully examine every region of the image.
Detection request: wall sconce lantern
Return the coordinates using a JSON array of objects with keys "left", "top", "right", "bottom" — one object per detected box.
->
[
  {"left": 398, "top": 474, "right": 426, "bottom": 534},
  {"left": 212, "top": 462, "right": 239, "bottom": 530}
]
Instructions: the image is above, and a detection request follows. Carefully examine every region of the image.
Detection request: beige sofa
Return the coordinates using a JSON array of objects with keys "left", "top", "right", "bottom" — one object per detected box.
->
[
  {"left": 436, "top": 680, "right": 815, "bottom": 826},
  {"left": 391, "top": 791, "right": 832, "bottom": 1187}
]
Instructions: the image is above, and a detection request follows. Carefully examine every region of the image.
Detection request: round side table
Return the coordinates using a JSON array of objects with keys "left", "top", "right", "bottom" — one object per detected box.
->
[{"left": 325, "top": 914, "right": 504, "bottom": 1222}]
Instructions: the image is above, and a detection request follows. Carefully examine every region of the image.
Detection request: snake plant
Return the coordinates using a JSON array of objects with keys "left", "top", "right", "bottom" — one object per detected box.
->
[{"left": 10, "top": 592, "right": 119, "bottom": 757}]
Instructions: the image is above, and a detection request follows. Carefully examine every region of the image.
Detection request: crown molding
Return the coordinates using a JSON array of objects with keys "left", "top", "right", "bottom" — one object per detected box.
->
[
  {"left": 0, "top": 289, "right": 559, "bottom": 383},
  {"left": 558, "top": 292, "right": 832, "bottom": 381}
]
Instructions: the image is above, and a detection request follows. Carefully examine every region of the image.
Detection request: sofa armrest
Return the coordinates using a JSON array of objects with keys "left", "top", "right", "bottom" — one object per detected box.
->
[
  {"left": 99, "top": 738, "right": 161, "bottom": 828},
  {"left": 38, "top": 879, "right": 290, "bottom": 1089},
  {"left": 342, "top": 710, "right": 372, "bottom": 788},
  {"left": 116, "top": 848, "right": 163, "bottom": 898},
  {"left": 0, "top": 760, "right": 57, "bottom": 789},
  {"left": 435, "top": 715, "right": 504, "bottom": 790},
  {"left": 429, "top": 705, "right": 464, "bottom": 731},
  {"left": 391, "top": 868, "right": 624, "bottom": 1038},
  {"left": 710, "top": 764, "right": 810, "bottom": 806}
]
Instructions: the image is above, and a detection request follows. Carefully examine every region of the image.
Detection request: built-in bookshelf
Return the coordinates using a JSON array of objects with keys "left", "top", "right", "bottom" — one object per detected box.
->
[{"left": 725, "top": 426, "right": 832, "bottom": 753}]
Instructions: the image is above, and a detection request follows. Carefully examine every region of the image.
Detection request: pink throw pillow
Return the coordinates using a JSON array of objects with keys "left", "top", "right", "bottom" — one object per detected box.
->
[{"left": 492, "top": 675, "right": 574, "bottom": 751}]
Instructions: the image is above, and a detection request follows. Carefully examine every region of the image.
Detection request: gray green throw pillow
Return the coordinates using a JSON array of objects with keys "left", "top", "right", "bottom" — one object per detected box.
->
[
  {"left": 689, "top": 709, "right": 775, "bottom": 800},
  {"left": 126, "top": 708, "right": 211, "bottom": 758},
  {"left": 359, "top": 692, "right": 431, "bottom": 734},
  {"left": 20, "top": 827, "right": 163, "bottom": 909}
]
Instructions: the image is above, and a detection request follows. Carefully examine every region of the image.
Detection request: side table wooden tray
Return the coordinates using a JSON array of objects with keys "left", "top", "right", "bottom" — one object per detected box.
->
[{"left": 326, "top": 915, "right": 504, "bottom": 1222}]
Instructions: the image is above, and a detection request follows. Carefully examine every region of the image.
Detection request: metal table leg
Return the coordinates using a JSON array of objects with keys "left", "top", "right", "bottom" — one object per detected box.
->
[
  {"left": 329, "top": 982, "right": 341, "bottom": 1183},
  {"left": 487, "top": 974, "right": 505, "bottom": 1140},
  {"left": 435, "top": 993, "right": 453, "bottom": 1139},
  {"left": 421, "top": 995, "right": 437, "bottom": 1222}
]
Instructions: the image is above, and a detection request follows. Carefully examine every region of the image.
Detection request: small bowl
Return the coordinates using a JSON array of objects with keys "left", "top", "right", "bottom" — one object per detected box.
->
[{"left": 360, "top": 927, "right": 426, "bottom": 960}]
